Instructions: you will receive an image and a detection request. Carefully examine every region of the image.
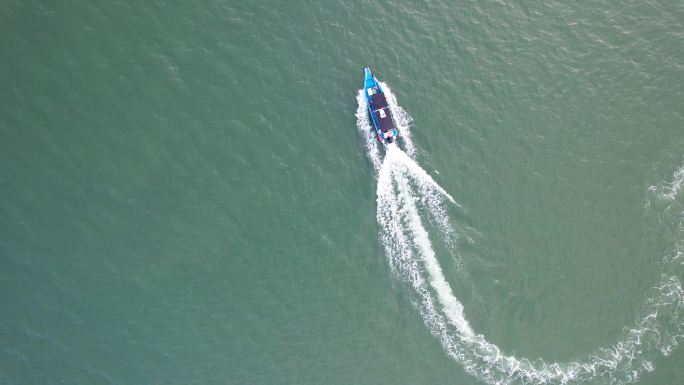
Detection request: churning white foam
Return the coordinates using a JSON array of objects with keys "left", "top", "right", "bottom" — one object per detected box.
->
[
  {"left": 358, "top": 89, "right": 684, "bottom": 384},
  {"left": 649, "top": 159, "right": 684, "bottom": 203}
]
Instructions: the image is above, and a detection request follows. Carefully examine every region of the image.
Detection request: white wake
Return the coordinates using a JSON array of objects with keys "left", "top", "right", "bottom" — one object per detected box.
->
[{"left": 357, "top": 87, "right": 684, "bottom": 384}]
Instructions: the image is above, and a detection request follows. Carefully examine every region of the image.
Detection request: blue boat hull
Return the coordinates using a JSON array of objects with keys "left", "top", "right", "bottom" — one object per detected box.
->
[{"left": 363, "top": 67, "right": 399, "bottom": 144}]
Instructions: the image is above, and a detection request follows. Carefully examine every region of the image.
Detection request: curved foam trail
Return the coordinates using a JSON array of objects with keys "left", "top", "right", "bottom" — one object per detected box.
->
[
  {"left": 361, "top": 84, "right": 684, "bottom": 385},
  {"left": 379, "top": 148, "right": 684, "bottom": 384}
]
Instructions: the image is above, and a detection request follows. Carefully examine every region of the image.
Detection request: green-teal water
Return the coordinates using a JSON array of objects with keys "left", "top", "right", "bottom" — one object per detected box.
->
[{"left": 1, "top": 1, "right": 683, "bottom": 384}]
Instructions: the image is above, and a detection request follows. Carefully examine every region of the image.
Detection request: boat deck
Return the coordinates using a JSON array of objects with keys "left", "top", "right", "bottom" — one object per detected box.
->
[
  {"left": 373, "top": 107, "right": 395, "bottom": 132},
  {"left": 370, "top": 92, "right": 389, "bottom": 110}
]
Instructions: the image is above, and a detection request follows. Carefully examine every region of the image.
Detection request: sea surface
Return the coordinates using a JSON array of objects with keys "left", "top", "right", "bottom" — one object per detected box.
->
[{"left": 1, "top": 1, "right": 683, "bottom": 384}]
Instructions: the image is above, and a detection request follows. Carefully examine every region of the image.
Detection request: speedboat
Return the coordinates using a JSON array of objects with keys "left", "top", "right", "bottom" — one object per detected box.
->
[{"left": 363, "top": 67, "right": 399, "bottom": 144}]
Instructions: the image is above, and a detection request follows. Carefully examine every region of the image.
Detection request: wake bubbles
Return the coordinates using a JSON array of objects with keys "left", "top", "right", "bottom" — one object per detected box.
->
[{"left": 356, "top": 88, "right": 684, "bottom": 384}]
